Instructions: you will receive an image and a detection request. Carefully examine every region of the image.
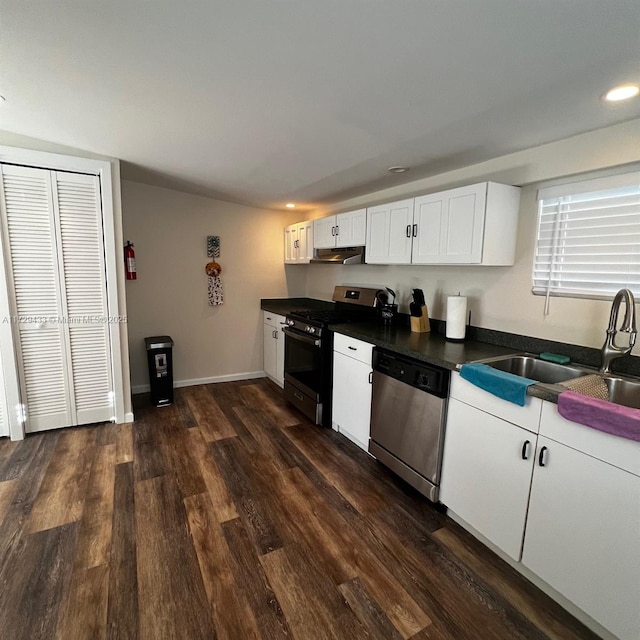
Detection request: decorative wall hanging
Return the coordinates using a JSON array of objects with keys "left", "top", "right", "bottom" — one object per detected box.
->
[{"left": 206, "top": 236, "right": 224, "bottom": 305}]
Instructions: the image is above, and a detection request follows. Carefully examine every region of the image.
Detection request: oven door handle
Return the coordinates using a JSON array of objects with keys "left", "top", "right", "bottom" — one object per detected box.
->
[{"left": 283, "top": 327, "right": 321, "bottom": 347}]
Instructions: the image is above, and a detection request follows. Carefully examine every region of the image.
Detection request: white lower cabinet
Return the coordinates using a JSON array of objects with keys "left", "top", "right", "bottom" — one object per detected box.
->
[
  {"left": 332, "top": 334, "right": 374, "bottom": 450},
  {"left": 441, "top": 374, "right": 640, "bottom": 640},
  {"left": 263, "top": 311, "right": 285, "bottom": 387},
  {"left": 440, "top": 397, "right": 536, "bottom": 560},
  {"left": 522, "top": 436, "right": 640, "bottom": 640}
]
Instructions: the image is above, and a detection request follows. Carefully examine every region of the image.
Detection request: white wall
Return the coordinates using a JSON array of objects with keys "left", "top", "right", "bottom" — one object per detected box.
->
[
  {"left": 122, "top": 181, "right": 298, "bottom": 391},
  {"left": 295, "top": 120, "right": 640, "bottom": 351}
]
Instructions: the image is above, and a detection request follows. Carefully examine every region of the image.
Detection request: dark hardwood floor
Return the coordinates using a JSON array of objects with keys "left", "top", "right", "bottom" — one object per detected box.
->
[{"left": 0, "top": 379, "right": 598, "bottom": 640}]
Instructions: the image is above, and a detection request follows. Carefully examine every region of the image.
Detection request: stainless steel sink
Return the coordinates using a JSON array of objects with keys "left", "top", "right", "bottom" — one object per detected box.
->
[
  {"left": 600, "top": 376, "right": 640, "bottom": 409},
  {"left": 477, "top": 354, "right": 593, "bottom": 385}
]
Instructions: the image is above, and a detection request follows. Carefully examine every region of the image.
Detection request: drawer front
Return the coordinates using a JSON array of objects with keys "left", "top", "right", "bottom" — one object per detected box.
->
[
  {"left": 450, "top": 372, "right": 542, "bottom": 432},
  {"left": 333, "top": 333, "right": 374, "bottom": 365},
  {"left": 263, "top": 310, "right": 285, "bottom": 328},
  {"left": 540, "top": 401, "right": 640, "bottom": 476}
]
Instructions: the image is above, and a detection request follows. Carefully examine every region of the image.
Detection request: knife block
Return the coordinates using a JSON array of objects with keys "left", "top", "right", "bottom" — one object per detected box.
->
[{"left": 410, "top": 305, "right": 431, "bottom": 333}]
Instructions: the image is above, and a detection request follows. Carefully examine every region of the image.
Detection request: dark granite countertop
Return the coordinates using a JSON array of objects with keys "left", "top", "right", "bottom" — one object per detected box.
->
[
  {"left": 261, "top": 297, "right": 640, "bottom": 405},
  {"left": 329, "top": 322, "right": 519, "bottom": 371}
]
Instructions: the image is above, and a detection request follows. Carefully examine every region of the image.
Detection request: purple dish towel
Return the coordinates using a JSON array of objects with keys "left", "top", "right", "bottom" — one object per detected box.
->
[{"left": 557, "top": 391, "right": 640, "bottom": 442}]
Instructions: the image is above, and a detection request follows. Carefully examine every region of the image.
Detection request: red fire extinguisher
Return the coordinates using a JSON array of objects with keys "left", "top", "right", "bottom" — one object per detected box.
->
[{"left": 124, "top": 241, "right": 137, "bottom": 280}]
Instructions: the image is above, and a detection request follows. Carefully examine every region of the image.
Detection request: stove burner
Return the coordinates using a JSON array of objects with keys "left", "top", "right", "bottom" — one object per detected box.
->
[{"left": 288, "top": 308, "right": 371, "bottom": 326}]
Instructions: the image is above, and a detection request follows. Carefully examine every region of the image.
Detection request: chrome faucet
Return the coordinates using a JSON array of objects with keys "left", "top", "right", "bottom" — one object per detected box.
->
[{"left": 600, "top": 288, "right": 637, "bottom": 374}]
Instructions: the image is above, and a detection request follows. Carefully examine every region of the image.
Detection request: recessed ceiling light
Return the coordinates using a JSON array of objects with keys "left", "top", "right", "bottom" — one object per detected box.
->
[
  {"left": 603, "top": 83, "right": 640, "bottom": 102},
  {"left": 285, "top": 203, "right": 296, "bottom": 208},
  {"left": 387, "top": 166, "right": 409, "bottom": 173}
]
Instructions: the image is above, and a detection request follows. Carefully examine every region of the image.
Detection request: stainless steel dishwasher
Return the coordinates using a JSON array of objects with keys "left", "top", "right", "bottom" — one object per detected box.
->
[{"left": 369, "top": 348, "right": 450, "bottom": 502}]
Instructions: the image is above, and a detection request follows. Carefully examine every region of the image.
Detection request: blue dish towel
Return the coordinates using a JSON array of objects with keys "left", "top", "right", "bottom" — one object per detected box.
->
[{"left": 459, "top": 363, "right": 537, "bottom": 406}]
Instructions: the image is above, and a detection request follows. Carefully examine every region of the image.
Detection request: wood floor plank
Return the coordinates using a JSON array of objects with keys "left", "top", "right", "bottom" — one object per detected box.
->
[
  {"left": 55, "top": 563, "right": 109, "bottom": 640},
  {"left": 132, "top": 413, "right": 169, "bottom": 483},
  {"left": 276, "top": 467, "right": 431, "bottom": 639},
  {"left": 29, "top": 428, "right": 96, "bottom": 532},
  {"left": 432, "top": 524, "right": 599, "bottom": 640},
  {"left": 0, "top": 478, "right": 18, "bottom": 526},
  {"left": 221, "top": 517, "right": 293, "bottom": 639},
  {"left": 106, "top": 462, "right": 138, "bottom": 640},
  {"left": 283, "top": 422, "right": 389, "bottom": 514},
  {"left": 0, "top": 434, "right": 42, "bottom": 481},
  {"left": 183, "top": 385, "right": 237, "bottom": 441},
  {"left": 187, "top": 428, "right": 238, "bottom": 522},
  {"left": 260, "top": 545, "right": 370, "bottom": 640},
  {"left": 339, "top": 577, "right": 404, "bottom": 640},
  {"left": 211, "top": 436, "right": 284, "bottom": 555},
  {"left": 114, "top": 423, "right": 133, "bottom": 464},
  {"left": 0, "top": 522, "right": 79, "bottom": 640},
  {"left": 135, "top": 475, "right": 215, "bottom": 640},
  {"left": 185, "top": 493, "right": 261, "bottom": 640},
  {"left": 173, "top": 387, "right": 197, "bottom": 428},
  {"left": 73, "top": 443, "right": 116, "bottom": 570},
  {"left": 240, "top": 383, "right": 301, "bottom": 427}
]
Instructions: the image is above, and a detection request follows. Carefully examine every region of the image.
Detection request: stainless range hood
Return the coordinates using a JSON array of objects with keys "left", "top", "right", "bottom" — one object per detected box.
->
[{"left": 310, "top": 247, "right": 364, "bottom": 265}]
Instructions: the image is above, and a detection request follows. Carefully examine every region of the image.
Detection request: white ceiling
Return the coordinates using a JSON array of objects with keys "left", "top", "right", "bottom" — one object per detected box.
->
[{"left": 1, "top": 0, "right": 639, "bottom": 210}]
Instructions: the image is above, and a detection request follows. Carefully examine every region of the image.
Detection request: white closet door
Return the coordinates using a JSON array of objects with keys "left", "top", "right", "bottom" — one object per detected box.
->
[
  {"left": 53, "top": 171, "right": 113, "bottom": 425},
  {"left": 0, "top": 354, "right": 9, "bottom": 437},
  {"left": 0, "top": 165, "right": 73, "bottom": 432}
]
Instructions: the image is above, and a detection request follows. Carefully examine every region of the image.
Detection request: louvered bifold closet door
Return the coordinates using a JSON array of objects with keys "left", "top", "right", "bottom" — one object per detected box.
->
[
  {"left": 52, "top": 171, "right": 113, "bottom": 425},
  {"left": 0, "top": 352, "right": 10, "bottom": 437},
  {"left": 0, "top": 164, "right": 73, "bottom": 431}
]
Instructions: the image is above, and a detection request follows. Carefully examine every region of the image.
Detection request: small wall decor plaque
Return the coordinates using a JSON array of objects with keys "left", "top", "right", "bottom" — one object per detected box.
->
[{"left": 206, "top": 236, "right": 223, "bottom": 305}]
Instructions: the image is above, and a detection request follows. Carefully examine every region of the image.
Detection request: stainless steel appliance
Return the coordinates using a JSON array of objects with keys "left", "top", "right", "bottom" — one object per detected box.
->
[
  {"left": 283, "top": 286, "right": 379, "bottom": 426},
  {"left": 369, "top": 349, "right": 450, "bottom": 502}
]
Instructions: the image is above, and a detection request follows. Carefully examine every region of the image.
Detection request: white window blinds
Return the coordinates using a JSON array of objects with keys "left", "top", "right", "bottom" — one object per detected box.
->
[{"left": 533, "top": 172, "right": 640, "bottom": 311}]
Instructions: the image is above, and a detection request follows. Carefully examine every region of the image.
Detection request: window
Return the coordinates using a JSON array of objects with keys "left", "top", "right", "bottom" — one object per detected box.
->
[{"left": 533, "top": 171, "right": 640, "bottom": 312}]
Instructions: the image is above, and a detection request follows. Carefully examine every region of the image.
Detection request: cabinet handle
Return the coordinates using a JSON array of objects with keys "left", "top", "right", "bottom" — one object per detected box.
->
[
  {"left": 406, "top": 224, "right": 411, "bottom": 238},
  {"left": 368, "top": 371, "right": 373, "bottom": 384},
  {"left": 521, "top": 440, "right": 530, "bottom": 460},
  {"left": 335, "top": 225, "right": 339, "bottom": 236},
  {"left": 293, "top": 391, "right": 304, "bottom": 401},
  {"left": 348, "top": 346, "right": 357, "bottom": 350},
  {"left": 274, "top": 330, "right": 278, "bottom": 340},
  {"left": 412, "top": 223, "right": 418, "bottom": 237},
  {"left": 538, "top": 446, "right": 548, "bottom": 467},
  {"left": 331, "top": 226, "right": 335, "bottom": 236}
]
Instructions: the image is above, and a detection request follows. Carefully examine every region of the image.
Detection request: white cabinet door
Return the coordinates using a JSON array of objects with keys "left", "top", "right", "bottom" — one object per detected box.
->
[
  {"left": 296, "top": 220, "right": 314, "bottom": 263},
  {"left": 263, "top": 311, "right": 285, "bottom": 387},
  {"left": 440, "top": 398, "right": 536, "bottom": 560},
  {"left": 365, "top": 199, "right": 413, "bottom": 264},
  {"left": 263, "top": 321, "right": 277, "bottom": 382},
  {"left": 522, "top": 437, "right": 640, "bottom": 640},
  {"left": 313, "top": 216, "right": 337, "bottom": 249},
  {"left": 0, "top": 351, "right": 10, "bottom": 437},
  {"left": 336, "top": 209, "right": 366, "bottom": 247},
  {"left": 284, "top": 224, "right": 297, "bottom": 263},
  {"left": 332, "top": 350, "right": 372, "bottom": 450},
  {"left": 413, "top": 184, "right": 486, "bottom": 264}
]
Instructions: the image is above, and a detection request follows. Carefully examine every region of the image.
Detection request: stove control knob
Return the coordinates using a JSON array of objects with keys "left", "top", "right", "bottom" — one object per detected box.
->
[
  {"left": 308, "top": 326, "right": 316, "bottom": 334},
  {"left": 287, "top": 319, "right": 294, "bottom": 326}
]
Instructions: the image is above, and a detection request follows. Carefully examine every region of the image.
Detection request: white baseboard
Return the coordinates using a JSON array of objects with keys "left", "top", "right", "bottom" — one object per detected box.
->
[{"left": 131, "top": 371, "right": 267, "bottom": 395}]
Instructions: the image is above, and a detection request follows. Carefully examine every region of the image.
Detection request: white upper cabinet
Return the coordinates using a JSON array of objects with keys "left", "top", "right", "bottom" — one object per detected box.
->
[
  {"left": 413, "top": 183, "right": 486, "bottom": 264},
  {"left": 365, "top": 199, "right": 414, "bottom": 264},
  {"left": 284, "top": 220, "right": 313, "bottom": 264},
  {"left": 365, "top": 182, "right": 520, "bottom": 266},
  {"left": 313, "top": 209, "right": 367, "bottom": 249}
]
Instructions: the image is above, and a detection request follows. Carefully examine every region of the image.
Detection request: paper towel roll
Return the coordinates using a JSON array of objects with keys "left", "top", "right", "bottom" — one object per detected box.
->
[{"left": 446, "top": 295, "right": 467, "bottom": 341}]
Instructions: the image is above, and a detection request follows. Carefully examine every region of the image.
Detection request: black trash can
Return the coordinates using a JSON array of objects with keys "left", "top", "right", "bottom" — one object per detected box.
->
[{"left": 145, "top": 336, "right": 174, "bottom": 407}]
